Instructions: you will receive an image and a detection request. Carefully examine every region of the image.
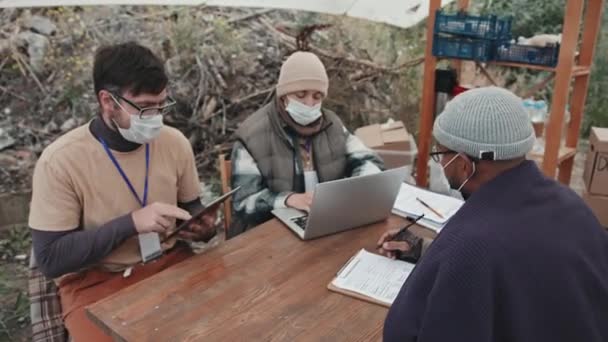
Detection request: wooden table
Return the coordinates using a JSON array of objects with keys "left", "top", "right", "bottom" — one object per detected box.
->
[{"left": 87, "top": 216, "right": 435, "bottom": 341}]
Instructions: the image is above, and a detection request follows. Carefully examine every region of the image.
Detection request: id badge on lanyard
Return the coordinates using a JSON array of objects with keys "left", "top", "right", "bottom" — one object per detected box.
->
[
  {"left": 100, "top": 139, "right": 162, "bottom": 263},
  {"left": 302, "top": 139, "right": 318, "bottom": 192},
  {"left": 304, "top": 171, "right": 318, "bottom": 192}
]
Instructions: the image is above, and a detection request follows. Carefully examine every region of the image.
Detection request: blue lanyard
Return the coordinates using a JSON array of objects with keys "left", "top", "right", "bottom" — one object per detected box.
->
[
  {"left": 304, "top": 139, "right": 312, "bottom": 153},
  {"left": 99, "top": 139, "right": 149, "bottom": 207}
]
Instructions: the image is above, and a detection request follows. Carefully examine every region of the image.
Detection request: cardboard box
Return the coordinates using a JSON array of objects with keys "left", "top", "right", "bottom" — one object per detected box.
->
[
  {"left": 355, "top": 121, "right": 411, "bottom": 152},
  {"left": 583, "top": 127, "right": 608, "bottom": 196},
  {"left": 582, "top": 190, "right": 608, "bottom": 228},
  {"left": 355, "top": 121, "right": 414, "bottom": 169},
  {"left": 375, "top": 149, "right": 415, "bottom": 169}
]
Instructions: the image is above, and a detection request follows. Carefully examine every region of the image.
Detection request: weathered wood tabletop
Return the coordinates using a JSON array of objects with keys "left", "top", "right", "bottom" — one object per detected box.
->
[{"left": 87, "top": 216, "right": 435, "bottom": 341}]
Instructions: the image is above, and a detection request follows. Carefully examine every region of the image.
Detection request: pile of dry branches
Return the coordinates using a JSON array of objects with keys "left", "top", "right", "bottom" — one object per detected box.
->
[{"left": 0, "top": 6, "right": 425, "bottom": 193}]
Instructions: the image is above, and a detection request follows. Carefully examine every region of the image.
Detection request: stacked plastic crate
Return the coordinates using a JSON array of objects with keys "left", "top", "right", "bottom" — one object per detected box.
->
[
  {"left": 495, "top": 38, "right": 560, "bottom": 67},
  {"left": 432, "top": 10, "right": 512, "bottom": 62},
  {"left": 432, "top": 10, "right": 560, "bottom": 67}
]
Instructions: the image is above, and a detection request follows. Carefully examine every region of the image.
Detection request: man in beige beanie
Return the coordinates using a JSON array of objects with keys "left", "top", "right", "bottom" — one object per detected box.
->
[{"left": 229, "top": 51, "right": 384, "bottom": 237}]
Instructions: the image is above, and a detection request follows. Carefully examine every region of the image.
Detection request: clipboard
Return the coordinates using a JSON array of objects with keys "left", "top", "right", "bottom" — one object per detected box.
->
[
  {"left": 327, "top": 249, "right": 414, "bottom": 308},
  {"left": 162, "top": 186, "right": 241, "bottom": 242},
  {"left": 327, "top": 282, "right": 391, "bottom": 308},
  {"left": 327, "top": 252, "right": 391, "bottom": 308}
]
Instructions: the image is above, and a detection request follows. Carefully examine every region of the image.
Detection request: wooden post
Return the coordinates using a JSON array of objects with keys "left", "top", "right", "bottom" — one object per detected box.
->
[
  {"left": 415, "top": 0, "right": 442, "bottom": 187},
  {"left": 542, "top": 0, "right": 584, "bottom": 178},
  {"left": 558, "top": 0, "right": 605, "bottom": 184}
]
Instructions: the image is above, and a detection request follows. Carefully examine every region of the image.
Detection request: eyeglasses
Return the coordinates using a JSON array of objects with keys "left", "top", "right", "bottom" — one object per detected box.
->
[
  {"left": 429, "top": 146, "right": 456, "bottom": 163},
  {"left": 109, "top": 91, "right": 176, "bottom": 119}
]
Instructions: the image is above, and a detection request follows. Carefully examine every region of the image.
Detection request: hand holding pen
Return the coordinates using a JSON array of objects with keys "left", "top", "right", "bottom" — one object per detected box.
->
[{"left": 376, "top": 214, "right": 425, "bottom": 259}]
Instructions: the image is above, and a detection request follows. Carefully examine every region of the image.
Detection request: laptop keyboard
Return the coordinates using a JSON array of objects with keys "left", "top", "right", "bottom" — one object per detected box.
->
[{"left": 291, "top": 216, "right": 308, "bottom": 230}]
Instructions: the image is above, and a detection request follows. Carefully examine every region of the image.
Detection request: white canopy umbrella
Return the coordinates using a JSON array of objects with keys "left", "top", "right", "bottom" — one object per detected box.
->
[{"left": 0, "top": 0, "right": 454, "bottom": 29}]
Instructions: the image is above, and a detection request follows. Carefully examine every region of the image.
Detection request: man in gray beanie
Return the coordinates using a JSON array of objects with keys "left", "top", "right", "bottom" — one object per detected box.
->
[{"left": 383, "top": 87, "right": 608, "bottom": 342}]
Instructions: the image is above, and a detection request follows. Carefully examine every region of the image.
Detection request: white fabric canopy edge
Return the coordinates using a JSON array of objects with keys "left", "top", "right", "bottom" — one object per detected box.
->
[{"left": 0, "top": 0, "right": 455, "bottom": 29}]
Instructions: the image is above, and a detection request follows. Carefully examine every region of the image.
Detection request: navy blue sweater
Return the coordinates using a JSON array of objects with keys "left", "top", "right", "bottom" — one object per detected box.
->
[{"left": 384, "top": 161, "right": 608, "bottom": 342}]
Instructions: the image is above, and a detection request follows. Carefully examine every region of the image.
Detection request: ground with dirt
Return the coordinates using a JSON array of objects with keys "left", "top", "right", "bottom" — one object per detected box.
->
[{"left": 0, "top": 224, "right": 30, "bottom": 342}]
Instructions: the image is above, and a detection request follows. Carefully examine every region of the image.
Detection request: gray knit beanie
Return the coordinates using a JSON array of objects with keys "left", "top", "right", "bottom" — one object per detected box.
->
[{"left": 433, "top": 86, "right": 535, "bottom": 160}]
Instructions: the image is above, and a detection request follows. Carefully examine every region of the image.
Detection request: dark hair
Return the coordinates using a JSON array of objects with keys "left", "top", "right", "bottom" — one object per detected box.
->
[{"left": 93, "top": 42, "right": 168, "bottom": 98}]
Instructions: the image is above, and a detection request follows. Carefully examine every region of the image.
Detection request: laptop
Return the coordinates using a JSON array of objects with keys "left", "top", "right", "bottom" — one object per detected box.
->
[{"left": 272, "top": 167, "right": 407, "bottom": 240}]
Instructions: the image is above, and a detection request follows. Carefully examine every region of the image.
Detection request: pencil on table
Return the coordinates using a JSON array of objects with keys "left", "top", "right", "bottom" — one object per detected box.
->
[{"left": 416, "top": 197, "right": 444, "bottom": 219}]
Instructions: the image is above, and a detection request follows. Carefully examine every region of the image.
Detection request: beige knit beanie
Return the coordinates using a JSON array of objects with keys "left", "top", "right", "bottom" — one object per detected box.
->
[{"left": 276, "top": 51, "right": 329, "bottom": 97}]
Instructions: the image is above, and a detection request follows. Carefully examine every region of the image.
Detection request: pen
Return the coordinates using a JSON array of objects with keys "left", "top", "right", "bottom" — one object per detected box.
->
[
  {"left": 416, "top": 197, "right": 444, "bottom": 219},
  {"left": 377, "top": 214, "right": 425, "bottom": 249}
]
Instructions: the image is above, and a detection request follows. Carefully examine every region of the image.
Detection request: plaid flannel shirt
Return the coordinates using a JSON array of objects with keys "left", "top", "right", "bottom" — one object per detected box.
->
[
  {"left": 231, "top": 126, "right": 384, "bottom": 230},
  {"left": 28, "top": 250, "right": 68, "bottom": 342}
]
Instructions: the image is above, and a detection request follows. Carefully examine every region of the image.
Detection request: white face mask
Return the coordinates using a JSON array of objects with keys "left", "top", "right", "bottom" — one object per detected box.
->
[
  {"left": 442, "top": 153, "right": 476, "bottom": 197},
  {"left": 286, "top": 99, "right": 322, "bottom": 126},
  {"left": 114, "top": 114, "right": 163, "bottom": 144},
  {"left": 428, "top": 161, "right": 464, "bottom": 200}
]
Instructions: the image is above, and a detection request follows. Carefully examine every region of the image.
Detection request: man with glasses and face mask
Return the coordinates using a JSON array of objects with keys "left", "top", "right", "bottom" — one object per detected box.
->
[
  {"left": 229, "top": 51, "right": 384, "bottom": 237},
  {"left": 381, "top": 87, "right": 608, "bottom": 342},
  {"left": 28, "top": 42, "right": 217, "bottom": 341}
]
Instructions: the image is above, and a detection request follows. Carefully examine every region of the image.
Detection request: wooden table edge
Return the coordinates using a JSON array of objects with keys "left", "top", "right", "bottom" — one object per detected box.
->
[{"left": 86, "top": 305, "right": 129, "bottom": 342}]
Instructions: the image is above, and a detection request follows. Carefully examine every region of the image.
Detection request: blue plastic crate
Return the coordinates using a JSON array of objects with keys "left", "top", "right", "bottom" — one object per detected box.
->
[
  {"left": 432, "top": 35, "right": 495, "bottom": 62},
  {"left": 495, "top": 43, "right": 560, "bottom": 67},
  {"left": 435, "top": 10, "right": 512, "bottom": 40}
]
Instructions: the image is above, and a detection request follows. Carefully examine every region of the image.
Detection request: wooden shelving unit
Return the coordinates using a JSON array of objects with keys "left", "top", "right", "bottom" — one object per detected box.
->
[
  {"left": 415, "top": 0, "right": 605, "bottom": 186},
  {"left": 529, "top": 146, "right": 577, "bottom": 166}
]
